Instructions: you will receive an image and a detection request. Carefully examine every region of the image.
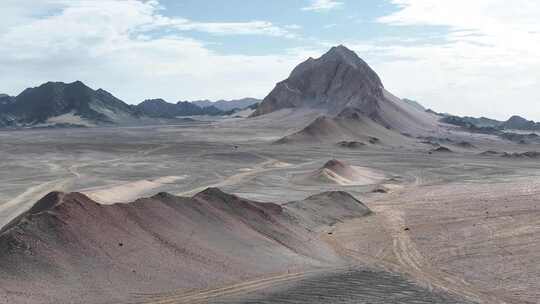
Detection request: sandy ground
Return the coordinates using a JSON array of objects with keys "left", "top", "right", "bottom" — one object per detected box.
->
[
  {"left": 83, "top": 175, "right": 187, "bottom": 204},
  {"left": 0, "top": 116, "right": 539, "bottom": 303},
  {"left": 300, "top": 160, "right": 386, "bottom": 186}
]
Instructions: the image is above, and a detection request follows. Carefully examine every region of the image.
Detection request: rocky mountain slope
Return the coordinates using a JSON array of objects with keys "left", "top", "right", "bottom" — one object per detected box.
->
[
  {"left": 402, "top": 98, "right": 426, "bottom": 111},
  {"left": 253, "top": 45, "right": 385, "bottom": 116}
]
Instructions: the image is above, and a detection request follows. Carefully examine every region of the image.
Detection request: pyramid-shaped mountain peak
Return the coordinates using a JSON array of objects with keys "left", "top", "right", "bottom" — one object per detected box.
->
[{"left": 253, "top": 45, "right": 384, "bottom": 116}]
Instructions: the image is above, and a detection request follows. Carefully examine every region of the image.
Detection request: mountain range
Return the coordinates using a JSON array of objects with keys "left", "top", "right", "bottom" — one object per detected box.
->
[
  {"left": 441, "top": 113, "right": 540, "bottom": 131},
  {"left": 135, "top": 99, "right": 224, "bottom": 118},
  {"left": 189, "top": 98, "right": 260, "bottom": 111},
  {"left": 0, "top": 45, "right": 538, "bottom": 132},
  {"left": 0, "top": 83, "right": 259, "bottom": 128}
]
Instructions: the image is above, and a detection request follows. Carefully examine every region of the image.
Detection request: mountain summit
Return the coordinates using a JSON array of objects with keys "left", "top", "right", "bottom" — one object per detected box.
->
[{"left": 253, "top": 45, "right": 384, "bottom": 116}]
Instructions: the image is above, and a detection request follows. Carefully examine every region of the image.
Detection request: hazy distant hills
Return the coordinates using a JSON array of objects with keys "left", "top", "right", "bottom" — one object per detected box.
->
[
  {"left": 0, "top": 82, "right": 259, "bottom": 128},
  {"left": 501, "top": 115, "right": 540, "bottom": 130},
  {"left": 135, "top": 99, "right": 224, "bottom": 118},
  {"left": 0, "top": 94, "right": 14, "bottom": 104},
  {"left": 190, "top": 98, "right": 260, "bottom": 111},
  {"left": 441, "top": 114, "right": 540, "bottom": 131}
]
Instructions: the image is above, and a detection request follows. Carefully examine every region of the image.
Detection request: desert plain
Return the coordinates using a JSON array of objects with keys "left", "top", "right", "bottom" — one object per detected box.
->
[{"left": 0, "top": 111, "right": 538, "bottom": 304}]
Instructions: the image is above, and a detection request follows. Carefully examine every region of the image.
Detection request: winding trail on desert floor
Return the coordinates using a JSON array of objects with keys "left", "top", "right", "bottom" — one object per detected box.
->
[
  {"left": 373, "top": 206, "right": 496, "bottom": 303},
  {"left": 176, "top": 154, "right": 316, "bottom": 197},
  {"left": 0, "top": 178, "right": 73, "bottom": 228},
  {"left": 368, "top": 167, "right": 510, "bottom": 304},
  {"left": 0, "top": 144, "right": 172, "bottom": 228}
]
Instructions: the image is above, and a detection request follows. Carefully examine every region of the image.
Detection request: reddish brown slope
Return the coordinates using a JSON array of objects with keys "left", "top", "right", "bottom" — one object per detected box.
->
[{"left": 0, "top": 189, "right": 371, "bottom": 304}]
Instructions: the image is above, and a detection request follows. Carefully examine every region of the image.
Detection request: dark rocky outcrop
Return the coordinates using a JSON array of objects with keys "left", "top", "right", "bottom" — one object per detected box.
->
[
  {"left": 501, "top": 115, "right": 540, "bottom": 131},
  {"left": 337, "top": 141, "right": 366, "bottom": 149},
  {"left": 479, "top": 150, "right": 503, "bottom": 156},
  {"left": 430, "top": 146, "right": 453, "bottom": 153},
  {"left": 441, "top": 115, "right": 502, "bottom": 129},
  {"left": 456, "top": 141, "right": 476, "bottom": 149},
  {"left": 501, "top": 151, "right": 540, "bottom": 159}
]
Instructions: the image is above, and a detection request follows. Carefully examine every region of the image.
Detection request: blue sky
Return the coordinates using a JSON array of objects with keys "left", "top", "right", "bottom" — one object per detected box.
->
[
  {"left": 136, "top": 0, "right": 448, "bottom": 55},
  {"left": 1, "top": 0, "right": 540, "bottom": 120},
  {"left": 157, "top": 0, "right": 399, "bottom": 54}
]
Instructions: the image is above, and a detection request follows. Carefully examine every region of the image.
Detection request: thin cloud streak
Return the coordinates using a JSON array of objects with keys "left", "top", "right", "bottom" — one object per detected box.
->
[{"left": 302, "top": 0, "right": 344, "bottom": 12}]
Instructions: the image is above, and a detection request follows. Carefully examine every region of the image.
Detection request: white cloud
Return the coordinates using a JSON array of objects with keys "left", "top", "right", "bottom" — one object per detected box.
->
[
  {"left": 302, "top": 0, "right": 344, "bottom": 12},
  {"left": 366, "top": 0, "right": 540, "bottom": 120},
  {"left": 0, "top": 0, "right": 304, "bottom": 102},
  {"left": 155, "top": 17, "right": 298, "bottom": 38}
]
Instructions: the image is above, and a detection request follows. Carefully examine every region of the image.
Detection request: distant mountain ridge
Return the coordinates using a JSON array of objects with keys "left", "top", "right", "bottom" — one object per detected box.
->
[
  {"left": 0, "top": 81, "right": 138, "bottom": 127},
  {"left": 0, "top": 94, "right": 15, "bottom": 109},
  {"left": 501, "top": 115, "right": 540, "bottom": 131},
  {"left": 135, "top": 99, "right": 223, "bottom": 118},
  {"left": 0, "top": 81, "right": 259, "bottom": 128},
  {"left": 190, "top": 98, "right": 260, "bottom": 111},
  {"left": 441, "top": 114, "right": 540, "bottom": 131},
  {"left": 135, "top": 98, "right": 257, "bottom": 118}
]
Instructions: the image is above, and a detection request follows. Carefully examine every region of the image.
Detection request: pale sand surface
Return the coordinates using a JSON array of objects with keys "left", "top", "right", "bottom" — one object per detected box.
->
[
  {"left": 318, "top": 165, "right": 385, "bottom": 185},
  {"left": 83, "top": 175, "right": 187, "bottom": 204}
]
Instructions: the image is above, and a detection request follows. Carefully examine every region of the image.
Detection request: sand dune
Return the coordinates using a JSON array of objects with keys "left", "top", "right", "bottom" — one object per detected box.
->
[{"left": 303, "top": 159, "right": 385, "bottom": 186}]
